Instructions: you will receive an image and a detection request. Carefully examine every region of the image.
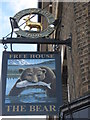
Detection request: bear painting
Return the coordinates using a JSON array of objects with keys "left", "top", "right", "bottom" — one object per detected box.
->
[{"left": 9, "top": 66, "right": 56, "bottom": 98}]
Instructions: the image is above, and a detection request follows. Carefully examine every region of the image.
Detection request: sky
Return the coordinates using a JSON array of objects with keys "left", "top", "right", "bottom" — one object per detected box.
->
[{"left": 0, "top": 0, "right": 38, "bottom": 78}]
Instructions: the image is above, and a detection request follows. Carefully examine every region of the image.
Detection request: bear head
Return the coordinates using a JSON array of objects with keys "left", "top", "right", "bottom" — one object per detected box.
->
[{"left": 19, "top": 67, "right": 46, "bottom": 83}]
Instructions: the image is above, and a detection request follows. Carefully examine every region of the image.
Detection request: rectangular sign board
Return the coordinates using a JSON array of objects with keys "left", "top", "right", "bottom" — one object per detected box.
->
[{"left": 2, "top": 51, "right": 62, "bottom": 115}]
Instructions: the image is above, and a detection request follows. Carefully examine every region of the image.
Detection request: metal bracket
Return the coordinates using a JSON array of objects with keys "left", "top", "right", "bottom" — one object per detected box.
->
[
  {"left": 10, "top": 43, "right": 13, "bottom": 51},
  {"left": 0, "top": 34, "right": 72, "bottom": 52}
]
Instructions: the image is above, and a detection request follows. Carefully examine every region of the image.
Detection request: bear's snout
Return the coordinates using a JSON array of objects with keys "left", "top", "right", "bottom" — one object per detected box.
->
[{"left": 28, "top": 75, "right": 39, "bottom": 83}]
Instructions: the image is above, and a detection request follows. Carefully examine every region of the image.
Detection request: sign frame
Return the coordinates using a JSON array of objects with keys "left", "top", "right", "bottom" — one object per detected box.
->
[{"left": 2, "top": 51, "right": 62, "bottom": 116}]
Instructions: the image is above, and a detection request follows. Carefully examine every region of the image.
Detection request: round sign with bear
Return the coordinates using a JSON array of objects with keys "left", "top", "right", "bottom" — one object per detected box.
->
[{"left": 13, "top": 8, "right": 55, "bottom": 38}]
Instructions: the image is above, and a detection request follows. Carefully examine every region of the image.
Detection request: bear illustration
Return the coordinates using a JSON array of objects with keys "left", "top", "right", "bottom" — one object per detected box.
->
[{"left": 9, "top": 66, "right": 56, "bottom": 97}]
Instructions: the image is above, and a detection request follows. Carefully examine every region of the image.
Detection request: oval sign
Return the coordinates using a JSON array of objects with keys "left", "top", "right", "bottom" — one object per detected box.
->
[{"left": 14, "top": 8, "right": 55, "bottom": 38}]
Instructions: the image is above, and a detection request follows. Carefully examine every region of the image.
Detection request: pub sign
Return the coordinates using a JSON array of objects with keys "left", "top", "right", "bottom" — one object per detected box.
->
[{"left": 2, "top": 51, "right": 62, "bottom": 115}]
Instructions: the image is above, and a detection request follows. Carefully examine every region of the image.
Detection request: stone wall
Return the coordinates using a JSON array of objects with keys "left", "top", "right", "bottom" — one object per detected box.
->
[
  {"left": 60, "top": 2, "right": 90, "bottom": 101},
  {"left": 74, "top": 2, "right": 90, "bottom": 97}
]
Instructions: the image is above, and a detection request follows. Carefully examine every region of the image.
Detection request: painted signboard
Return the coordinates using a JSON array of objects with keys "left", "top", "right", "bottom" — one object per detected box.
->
[{"left": 2, "top": 51, "right": 62, "bottom": 115}]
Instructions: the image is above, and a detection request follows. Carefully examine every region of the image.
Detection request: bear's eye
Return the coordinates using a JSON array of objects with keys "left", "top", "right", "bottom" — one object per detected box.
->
[{"left": 27, "top": 73, "right": 32, "bottom": 76}]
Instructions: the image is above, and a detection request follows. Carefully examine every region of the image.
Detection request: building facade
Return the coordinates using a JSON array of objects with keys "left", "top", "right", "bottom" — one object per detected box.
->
[{"left": 38, "top": 1, "right": 90, "bottom": 119}]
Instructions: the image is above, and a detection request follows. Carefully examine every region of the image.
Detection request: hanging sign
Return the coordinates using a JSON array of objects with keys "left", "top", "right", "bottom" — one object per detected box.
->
[
  {"left": 13, "top": 8, "right": 55, "bottom": 38},
  {"left": 2, "top": 51, "right": 62, "bottom": 115}
]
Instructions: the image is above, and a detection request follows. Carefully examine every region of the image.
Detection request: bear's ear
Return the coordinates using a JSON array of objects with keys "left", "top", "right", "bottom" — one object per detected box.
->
[
  {"left": 42, "top": 69, "right": 46, "bottom": 74},
  {"left": 19, "top": 68, "right": 24, "bottom": 73}
]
